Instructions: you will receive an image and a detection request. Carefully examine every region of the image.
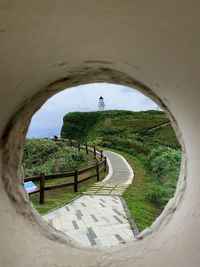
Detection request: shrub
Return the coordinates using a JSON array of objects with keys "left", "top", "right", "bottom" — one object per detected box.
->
[
  {"left": 23, "top": 138, "right": 60, "bottom": 168},
  {"left": 23, "top": 139, "right": 85, "bottom": 176},
  {"left": 145, "top": 146, "right": 181, "bottom": 208},
  {"left": 146, "top": 146, "right": 181, "bottom": 180},
  {"left": 146, "top": 190, "right": 162, "bottom": 207}
]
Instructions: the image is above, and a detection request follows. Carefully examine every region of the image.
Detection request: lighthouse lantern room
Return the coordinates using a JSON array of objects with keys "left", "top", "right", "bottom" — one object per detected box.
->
[{"left": 98, "top": 96, "right": 105, "bottom": 111}]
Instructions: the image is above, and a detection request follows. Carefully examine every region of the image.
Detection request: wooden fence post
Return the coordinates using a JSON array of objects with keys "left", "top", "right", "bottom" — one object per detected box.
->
[
  {"left": 39, "top": 173, "right": 45, "bottom": 204},
  {"left": 104, "top": 156, "right": 107, "bottom": 172},
  {"left": 100, "top": 150, "right": 103, "bottom": 160},
  {"left": 94, "top": 145, "right": 96, "bottom": 158},
  {"left": 74, "top": 170, "right": 78, "bottom": 192},
  {"left": 96, "top": 163, "right": 100, "bottom": 181},
  {"left": 69, "top": 139, "right": 72, "bottom": 147},
  {"left": 86, "top": 143, "right": 88, "bottom": 154},
  {"left": 78, "top": 142, "right": 80, "bottom": 151}
]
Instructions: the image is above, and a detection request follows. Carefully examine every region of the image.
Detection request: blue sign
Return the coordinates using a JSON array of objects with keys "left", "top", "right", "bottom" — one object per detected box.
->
[{"left": 24, "top": 181, "right": 38, "bottom": 193}]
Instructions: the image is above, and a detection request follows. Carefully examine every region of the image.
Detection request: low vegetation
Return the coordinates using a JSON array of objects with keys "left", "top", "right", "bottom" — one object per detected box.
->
[
  {"left": 23, "top": 139, "right": 85, "bottom": 176},
  {"left": 123, "top": 147, "right": 181, "bottom": 231}
]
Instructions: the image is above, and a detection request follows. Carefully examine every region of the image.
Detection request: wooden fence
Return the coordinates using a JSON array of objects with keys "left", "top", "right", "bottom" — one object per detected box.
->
[{"left": 24, "top": 140, "right": 107, "bottom": 204}]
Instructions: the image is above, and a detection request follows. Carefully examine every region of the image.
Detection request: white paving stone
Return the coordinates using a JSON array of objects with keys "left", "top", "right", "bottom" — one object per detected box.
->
[{"left": 43, "top": 195, "right": 135, "bottom": 248}]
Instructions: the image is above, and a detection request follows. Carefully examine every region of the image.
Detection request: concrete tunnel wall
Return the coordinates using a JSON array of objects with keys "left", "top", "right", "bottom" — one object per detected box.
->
[{"left": 0, "top": 1, "right": 200, "bottom": 266}]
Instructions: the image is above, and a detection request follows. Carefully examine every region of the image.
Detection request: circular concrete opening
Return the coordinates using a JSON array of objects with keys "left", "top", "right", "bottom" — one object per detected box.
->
[
  {"left": 1, "top": 68, "right": 186, "bottom": 262},
  {"left": 1, "top": 2, "right": 200, "bottom": 266}
]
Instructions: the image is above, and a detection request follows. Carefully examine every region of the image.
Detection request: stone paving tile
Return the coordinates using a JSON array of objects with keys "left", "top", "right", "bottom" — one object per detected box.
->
[
  {"left": 115, "top": 234, "right": 126, "bottom": 243},
  {"left": 43, "top": 195, "right": 135, "bottom": 248}
]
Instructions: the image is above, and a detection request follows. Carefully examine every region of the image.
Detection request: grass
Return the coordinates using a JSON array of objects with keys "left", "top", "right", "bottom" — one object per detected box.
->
[
  {"left": 99, "top": 147, "right": 160, "bottom": 231},
  {"left": 143, "top": 123, "right": 180, "bottom": 148},
  {"left": 61, "top": 110, "right": 170, "bottom": 141}
]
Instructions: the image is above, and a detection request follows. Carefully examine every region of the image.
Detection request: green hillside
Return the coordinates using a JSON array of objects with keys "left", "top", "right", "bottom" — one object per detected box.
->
[{"left": 61, "top": 110, "right": 179, "bottom": 149}]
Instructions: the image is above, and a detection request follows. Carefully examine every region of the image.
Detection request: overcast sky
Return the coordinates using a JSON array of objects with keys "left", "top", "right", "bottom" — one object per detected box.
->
[{"left": 27, "top": 83, "right": 160, "bottom": 138}]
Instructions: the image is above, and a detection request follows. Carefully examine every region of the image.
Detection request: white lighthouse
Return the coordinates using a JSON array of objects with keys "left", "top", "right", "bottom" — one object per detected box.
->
[{"left": 98, "top": 96, "right": 105, "bottom": 111}]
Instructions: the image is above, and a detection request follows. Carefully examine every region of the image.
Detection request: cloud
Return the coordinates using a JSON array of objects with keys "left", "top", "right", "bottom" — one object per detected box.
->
[{"left": 27, "top": 83, "right": 160, "bottom": 138}]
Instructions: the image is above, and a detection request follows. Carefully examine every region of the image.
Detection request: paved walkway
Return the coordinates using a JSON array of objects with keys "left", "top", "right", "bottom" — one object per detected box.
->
[
  {"left": 43, "top": 195, "right": 135, "bottom": 247},
  {"left": 43, "top": 150, "right": 136, "bottom": 248},
  {"left": 83, "top": 151, "right": 133, "bottom": 195}
]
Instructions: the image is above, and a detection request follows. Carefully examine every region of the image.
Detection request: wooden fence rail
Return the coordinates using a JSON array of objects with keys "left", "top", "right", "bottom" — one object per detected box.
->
[{"left": 24, "top": 139, "right": 107, "bottom": 204}]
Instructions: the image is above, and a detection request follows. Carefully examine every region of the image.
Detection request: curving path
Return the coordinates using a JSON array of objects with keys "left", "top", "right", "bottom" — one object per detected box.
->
[
  {"left": 84, "top": 150, "right": 134, "bottom": 195},
  {"left": 43, "top": 150, "right": 137, "bottom": 248}
]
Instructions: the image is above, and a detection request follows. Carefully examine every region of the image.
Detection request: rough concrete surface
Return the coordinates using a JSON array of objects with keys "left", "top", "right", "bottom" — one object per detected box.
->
[{"left": 0, "top": 1, "right": 199, "bottom": 266}]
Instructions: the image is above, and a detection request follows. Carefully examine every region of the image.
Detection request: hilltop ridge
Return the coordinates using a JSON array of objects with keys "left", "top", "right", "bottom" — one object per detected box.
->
[{"left": 60, "top": 110, "right": 179, "bottom": 149}]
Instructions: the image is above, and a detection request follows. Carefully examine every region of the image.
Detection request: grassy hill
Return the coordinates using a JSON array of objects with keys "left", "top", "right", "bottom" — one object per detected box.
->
[
  {"left": 61, "top": 110, "right": 179, "bottom": 149},
  {"left": 61, "top": 110, "right": 181, "bottom": 231}
]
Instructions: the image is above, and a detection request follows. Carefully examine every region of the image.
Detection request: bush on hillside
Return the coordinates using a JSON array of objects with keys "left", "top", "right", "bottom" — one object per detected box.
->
[
  {"left": 146, "top": 181, "right": 177, "bottom": 209},
  {"left": 61, "top": 112, "right": 102, "bottom": 141},
  {"left": 146, "top": 146, "right": 181, "bottom": 180},
  {"left": 23, "top": 139, "right": 85, "bottom": 176},
  {"left": 146, "top": 146, "right": 181, "bottom": 208},
  {"left": 23, "top": 138, "right": 60, "bottom": 168}
]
